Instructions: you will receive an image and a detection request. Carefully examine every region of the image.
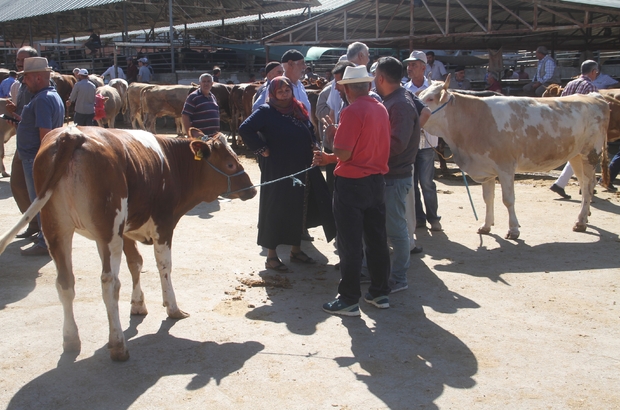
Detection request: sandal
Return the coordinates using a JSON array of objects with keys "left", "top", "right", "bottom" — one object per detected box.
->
[
  {"left": 265, "top": 257, "right": 289, "bottom": 272},
  {"left": 290, "top": 250, "right": 316, "bottom": 264}
]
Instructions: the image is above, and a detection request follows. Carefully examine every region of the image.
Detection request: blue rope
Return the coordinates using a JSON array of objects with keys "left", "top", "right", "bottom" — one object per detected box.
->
[
  {"left": 222, "top": 165, "right": 313, "bottom": 197},
  {"left": 431, "top": 94, "right": 453, "bottom": 115},
  {"left": 462, "top": 171, "right": 478, "bottom": 221}
]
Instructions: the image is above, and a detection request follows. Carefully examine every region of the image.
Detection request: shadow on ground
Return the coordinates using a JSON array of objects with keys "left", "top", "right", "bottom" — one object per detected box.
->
[{"left": 7, "top": 319, "right": 264, "bottom": 410}]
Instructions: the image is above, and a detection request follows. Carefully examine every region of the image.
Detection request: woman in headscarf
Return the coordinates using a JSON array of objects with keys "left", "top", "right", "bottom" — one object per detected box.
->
[{"left": 240, "top": 76, "right": 335, "bottom": 272}]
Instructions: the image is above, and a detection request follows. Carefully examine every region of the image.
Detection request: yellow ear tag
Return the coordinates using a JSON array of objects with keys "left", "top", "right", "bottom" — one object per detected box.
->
[{"left": 194, "top": 150, "right": 203, "bottom": 161}]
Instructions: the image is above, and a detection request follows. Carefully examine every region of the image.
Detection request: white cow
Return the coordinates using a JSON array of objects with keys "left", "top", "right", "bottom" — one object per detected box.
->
[{"left": 418, "top": 77, "right": 610, "bottom": 239}]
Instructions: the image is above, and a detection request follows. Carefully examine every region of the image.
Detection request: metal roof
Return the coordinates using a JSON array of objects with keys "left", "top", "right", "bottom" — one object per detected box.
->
[
  {"left": 0, "top": 0, "right": 321, "bottom": 42},
  {"left": 262, "top": 0, "right": 620, "bottom": 51}
]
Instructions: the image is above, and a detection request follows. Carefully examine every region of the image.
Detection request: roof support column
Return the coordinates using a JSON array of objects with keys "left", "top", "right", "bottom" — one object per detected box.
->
[
  {"left": 169, "top": 0, "right": 175, "bottom": 73},
  {"left": 410, "top": 0, "right": 414, "bottom": 51},
  {"left": 344, "top": 10, "right": 347, "bottom": 41}
]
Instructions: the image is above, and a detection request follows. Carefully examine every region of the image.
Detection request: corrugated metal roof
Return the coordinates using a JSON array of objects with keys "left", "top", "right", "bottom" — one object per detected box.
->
[
  {"left": 0, "top": 0, "right": 123, "bottom": 22},
  {"left": 563, "top": 0, "right": 620, "bottom": 9}
]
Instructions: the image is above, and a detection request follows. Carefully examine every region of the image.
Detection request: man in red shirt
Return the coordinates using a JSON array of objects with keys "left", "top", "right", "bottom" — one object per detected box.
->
[{"left": 314, "top": 66, "right": 392, "bottom": 316}]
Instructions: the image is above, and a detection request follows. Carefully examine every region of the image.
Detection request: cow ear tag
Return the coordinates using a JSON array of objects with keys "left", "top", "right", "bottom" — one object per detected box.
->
[{"left": 194, "top": 149, "right": 203, "bottom": 161}]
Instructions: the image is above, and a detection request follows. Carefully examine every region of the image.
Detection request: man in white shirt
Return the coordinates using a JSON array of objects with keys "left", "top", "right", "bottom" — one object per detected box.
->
[
  {"left": 251, "top": 50, "right": 310, "bottom": 114},
  {"left": 403, "top": 51, "right": 442, "bottom": 233},
  {"left": 424, "top": 51, "right": 447, "bottom": 81},
  {"left": 101, "top": 64, "right": 126, "bottom": 82},
  {"left": 592, "top": 70, "right": 619, "bottom": 89},
  {"left": 327, "top": 42, "right": 371, "bottom": 122},
  {"left": 251, "top": 61, "right": 284, "bottom": 111}
]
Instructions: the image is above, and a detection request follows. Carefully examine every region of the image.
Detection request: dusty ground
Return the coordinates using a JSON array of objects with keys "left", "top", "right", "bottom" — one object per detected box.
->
[{"left": 0, "top": 133, "right": 619, "bottom": 410}]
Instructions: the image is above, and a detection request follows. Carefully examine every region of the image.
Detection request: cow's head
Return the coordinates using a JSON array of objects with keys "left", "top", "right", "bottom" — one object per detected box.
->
[
  {"left": 188, "top": 128, "right": 256, "bottom": 201},
  {"left": 418, "top": 74, "right": 453, "bottom": 110}
]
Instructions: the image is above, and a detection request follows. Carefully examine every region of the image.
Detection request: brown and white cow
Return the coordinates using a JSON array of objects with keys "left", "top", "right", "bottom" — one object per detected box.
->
[
  {"left": 0, "top": 126, "right": 256, "bottom": 361},
  {"left": 140, "top": 84, "right": 197, "bottom": 135},
  {"left": 95, "top": 85, "right": 122, "bottom": 128},
  {"left": 418, "top": 78, "right": 610, "bottom": 239},
  {"left": 0, "top": 98, "right": 16, "bottom": 177},
  {"left": 124, "top": 82, "right": 154, "bottom": 129}
]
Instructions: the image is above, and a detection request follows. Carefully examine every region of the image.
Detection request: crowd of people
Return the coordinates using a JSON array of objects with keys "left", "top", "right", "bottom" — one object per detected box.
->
[{"left": 1, "top": 41, "right": 618, "bottom": 316}]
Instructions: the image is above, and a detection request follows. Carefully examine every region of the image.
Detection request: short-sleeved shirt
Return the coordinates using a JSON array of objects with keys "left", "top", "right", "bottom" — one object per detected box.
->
[
  {"left": 425, "top": 61, "right": 447, "bottom": 81},
  {"left": 17, "top": 86, "right": 65, "bottom": 160},
  {"left": 138, "top": 65, "right": 152, "bottom": 83},
  {"left": 404, "top": 78, "right": 439, "bottom": 149},
  {"left": 252, "top": 79, "right": 311, "bottom": 114},
  {"left": 182, "top": 89, "right": 220, "bottom": 136},
  {"left": 69, "top": 79, "right": 96, "bottom": 114},
  {"left": 562, "top": 75, "right": 598, "bottom": 96},
  {"left": 333, "top": 95, "right": 390, "bottom": 179},
  {"left": 0, "top": 76, "right": 16, "bottom": 97}
]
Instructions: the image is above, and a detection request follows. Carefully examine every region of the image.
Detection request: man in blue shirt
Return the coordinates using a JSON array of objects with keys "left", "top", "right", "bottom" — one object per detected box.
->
[
  {"left": 0, "top": 70, "right": 16, "bottom": 97},
  {"left": 14, "top": 57, "right": 65, "bottom": 256}
]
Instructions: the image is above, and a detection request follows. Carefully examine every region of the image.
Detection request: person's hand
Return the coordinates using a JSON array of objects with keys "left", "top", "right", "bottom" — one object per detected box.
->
[
  {"left": 261, "top": 147, "right": 270, "bottom": 157},
  {"left": 5, "top": 99, "right": 16, "bottom": 115},
  {"left": 321, "top": 115, "right": 337, "bottom": 147},
  {"left": 65, "top": 100, "right": 72, "bottom": 108},
  {"left": 313, "top": 150, "right": 337, "bottom": 166}
]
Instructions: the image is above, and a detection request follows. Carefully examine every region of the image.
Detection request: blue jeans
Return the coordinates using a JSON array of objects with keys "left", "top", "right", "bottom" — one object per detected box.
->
[
  {"left": 384, "top": 176, "right": 411, "bottom": 284},
  {"left": 333, "top": 175, "right": 391, "bottom": 305},
  {"left": 22, "top": 157, "right": 47, "bottom": 248},
  {"left": 413, "top": 148, "right": 440, "bottom": 224},
  {"left": 610, "top": 151, "right": 620, "bottom": 184}
]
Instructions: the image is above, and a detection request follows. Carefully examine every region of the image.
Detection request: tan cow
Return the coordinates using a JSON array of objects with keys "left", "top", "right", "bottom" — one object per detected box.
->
[
  {"left": 0, "top": 126, "right": 256, "bottom": 361},
  {"left": 108, "top": 78, "right": 128, "bottom": 106},
  {"left": 0, "top": 98, "right": 16, "bottom": 177},
  {"left": 418, "top": 77, "right": 609, "bottom": 238},
  {"left": 124, "top": 82, "right": 153, "bottom": 129},
  {"left": 140, "top": 84, "right": 197, "bottom": 135},
  {"left": 95, "top": 85, "right": 122, "bottom": 128}
]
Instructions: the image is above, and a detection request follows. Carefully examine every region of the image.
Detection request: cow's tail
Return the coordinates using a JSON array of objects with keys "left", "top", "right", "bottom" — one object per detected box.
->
[{"left": 0, "top": 129, "right": 86, "bottom": 255}]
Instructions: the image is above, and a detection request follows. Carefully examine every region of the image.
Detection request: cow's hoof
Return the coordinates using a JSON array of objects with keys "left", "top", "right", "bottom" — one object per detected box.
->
[
  {"left": 168, "top": 309, "right": 190, "bottom": 320},
  {"left": 573, "top": 223, "right": 587, "bottom": 232},
  {"left": 1, "top": 171, "right": 9, "bottom": 178},
  {"left": 130, "top": 303, "right": 148, "bottom": 316},
  {"left": 505, "top": 231, "right": 520, "bottom": 240},
  {"left": 477, "top": 226, "right": 491, "bottom": 235},
  {"left": 110, "top": 348, "right": 130, "bottom": 362}
]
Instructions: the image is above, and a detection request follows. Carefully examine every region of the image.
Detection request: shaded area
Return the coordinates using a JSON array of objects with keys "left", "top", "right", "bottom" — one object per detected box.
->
[{"left": 7, "top": 319, "right": 264, "bottom": 410}]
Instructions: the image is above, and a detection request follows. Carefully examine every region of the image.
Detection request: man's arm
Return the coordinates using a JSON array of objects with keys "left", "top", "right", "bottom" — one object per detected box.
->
[
  {"left": 312, "top": 147, "right": 352, "bottom": 166},
  {"left": 181, "top": 114, "right": 192, "bottom": 136},
  {"left": 39, "top": 128, "right": 51, "bottom": 142},
  {"left": 419, "top": 107, "right": 431, "bottom": 127}
]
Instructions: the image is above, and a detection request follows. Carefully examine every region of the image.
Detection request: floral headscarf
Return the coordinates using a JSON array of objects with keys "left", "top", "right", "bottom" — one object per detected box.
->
[{"left": 267, "top": 76, "right": 309, "bottom": 122}]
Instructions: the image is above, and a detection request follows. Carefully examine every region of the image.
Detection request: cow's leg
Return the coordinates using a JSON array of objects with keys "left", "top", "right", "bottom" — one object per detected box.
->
[
  {"left": 123, "top": 238, "right": 148, "bottom": 315},
  {"left": 96, "top": 235, "right": 129, "bottom": 361},
  {"left": 108, "top": 116, "right": 115, "bottom": 129},
  {"left": 570, "top": 156, "right": 594, "bottom": 232},
  {"left": 46, "top": 224, "right": 81, "bottom": 354},
  {"left": 174, "top": 117, "right": 183, "bottom": 136},
  {"left": 497, "top": 173, "right": 520, "bottom": 239},
  {"left": 477, "top": 178, "right": 495, "bottom": 235},
  {"left": 154, "top": 241, "right": 189, "bottom": 319}
]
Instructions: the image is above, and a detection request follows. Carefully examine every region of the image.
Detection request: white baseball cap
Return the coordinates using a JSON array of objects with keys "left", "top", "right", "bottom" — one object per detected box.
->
[
  {"left": 403, "top": 50, "right": 427, "bottom": 64},
  {"left": 78, "top": 68, "right": 89, "bottom": 76}
]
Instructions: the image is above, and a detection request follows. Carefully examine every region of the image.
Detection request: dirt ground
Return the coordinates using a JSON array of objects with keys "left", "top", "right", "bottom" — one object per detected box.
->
[{"left": 0, "top": 133, "right": 619, "bottom": 410}]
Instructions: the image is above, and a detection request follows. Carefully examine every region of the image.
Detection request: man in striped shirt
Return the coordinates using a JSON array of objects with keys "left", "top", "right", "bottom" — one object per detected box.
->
[
  {"left": 182, "top": 73, "right": 220, "bottom": 137},
  {"left": 549, "top": 60, "right": 600, "bottom": 199}
]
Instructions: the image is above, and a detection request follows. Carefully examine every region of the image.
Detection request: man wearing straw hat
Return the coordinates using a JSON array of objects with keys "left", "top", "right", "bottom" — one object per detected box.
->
[
  {"left": 313, "top": 65, "right": 391, "bottom": 316},
  {"left": 13, "top": 57, "right": 65, "bottom": 256}
]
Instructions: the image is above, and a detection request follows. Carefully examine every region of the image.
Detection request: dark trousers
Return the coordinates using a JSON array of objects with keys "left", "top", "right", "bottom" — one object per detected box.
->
[
  {"left": 334, "top": 174, "right": 391, "bottom": 305},
  {"left": 74, "top": 112, "right": 95, "bottom": 126}
]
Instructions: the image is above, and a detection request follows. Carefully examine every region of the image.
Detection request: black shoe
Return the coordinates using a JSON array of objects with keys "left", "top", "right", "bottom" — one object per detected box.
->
[
  {"left": 410, "top": 246, "right": 424, "bottom": 255},
  {"left": 550, "top": 184, "right": 571, "bottom": 199},
  {"left": 16, "top": 227, "right": 40, "bottom": 239},
  {"left": 20, "top": 244, "right": 50, "bottom": 257}
]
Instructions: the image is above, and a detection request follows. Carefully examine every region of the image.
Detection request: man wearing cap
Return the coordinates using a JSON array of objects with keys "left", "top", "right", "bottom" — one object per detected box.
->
[
  {"left": 374, "top": 56, "right": 422, "bottom": 293},
  {"left": 448, "top": 66, "right": 471, "bottom": 90},
  {"left": 137, "top": 58, "right": 152, "bottom": 83},
  {"left": 5, "top": 46, "right": 41, "bottom": 239},
  {"left": 252, "top": 49, "right": 311, "bottom": 114},
  {"left": 182, "top": 73, "right": 220, "bottom": 138},
  {"left": 12, "top": 57, "right": 65, "bottom": 256},
  {"left": 550, "top": 60, "right": 601, "bottom": 199},
  {"left": 403, "top": 50, "right": 443, "bottom": 233},
  {"left": 313, "top": 65, "right": 391, "bottom": 316},
  {"left": 327, "top": 42, "right": 371, "bottom": 123},
  {"left": 67, "top": 68, "right": 96, "bottom": 126},
  {"left": 425, "top": 51, "right": 447, "bottom": 81},
  {"left": 523, "top": 46, "right": 559, "bottom": 96},
  {"left": 126, "top": 58, "right": 138, "bottom": 83},
  {"left": 251, "top": 61, "right": 284, "bottom": 111}
]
